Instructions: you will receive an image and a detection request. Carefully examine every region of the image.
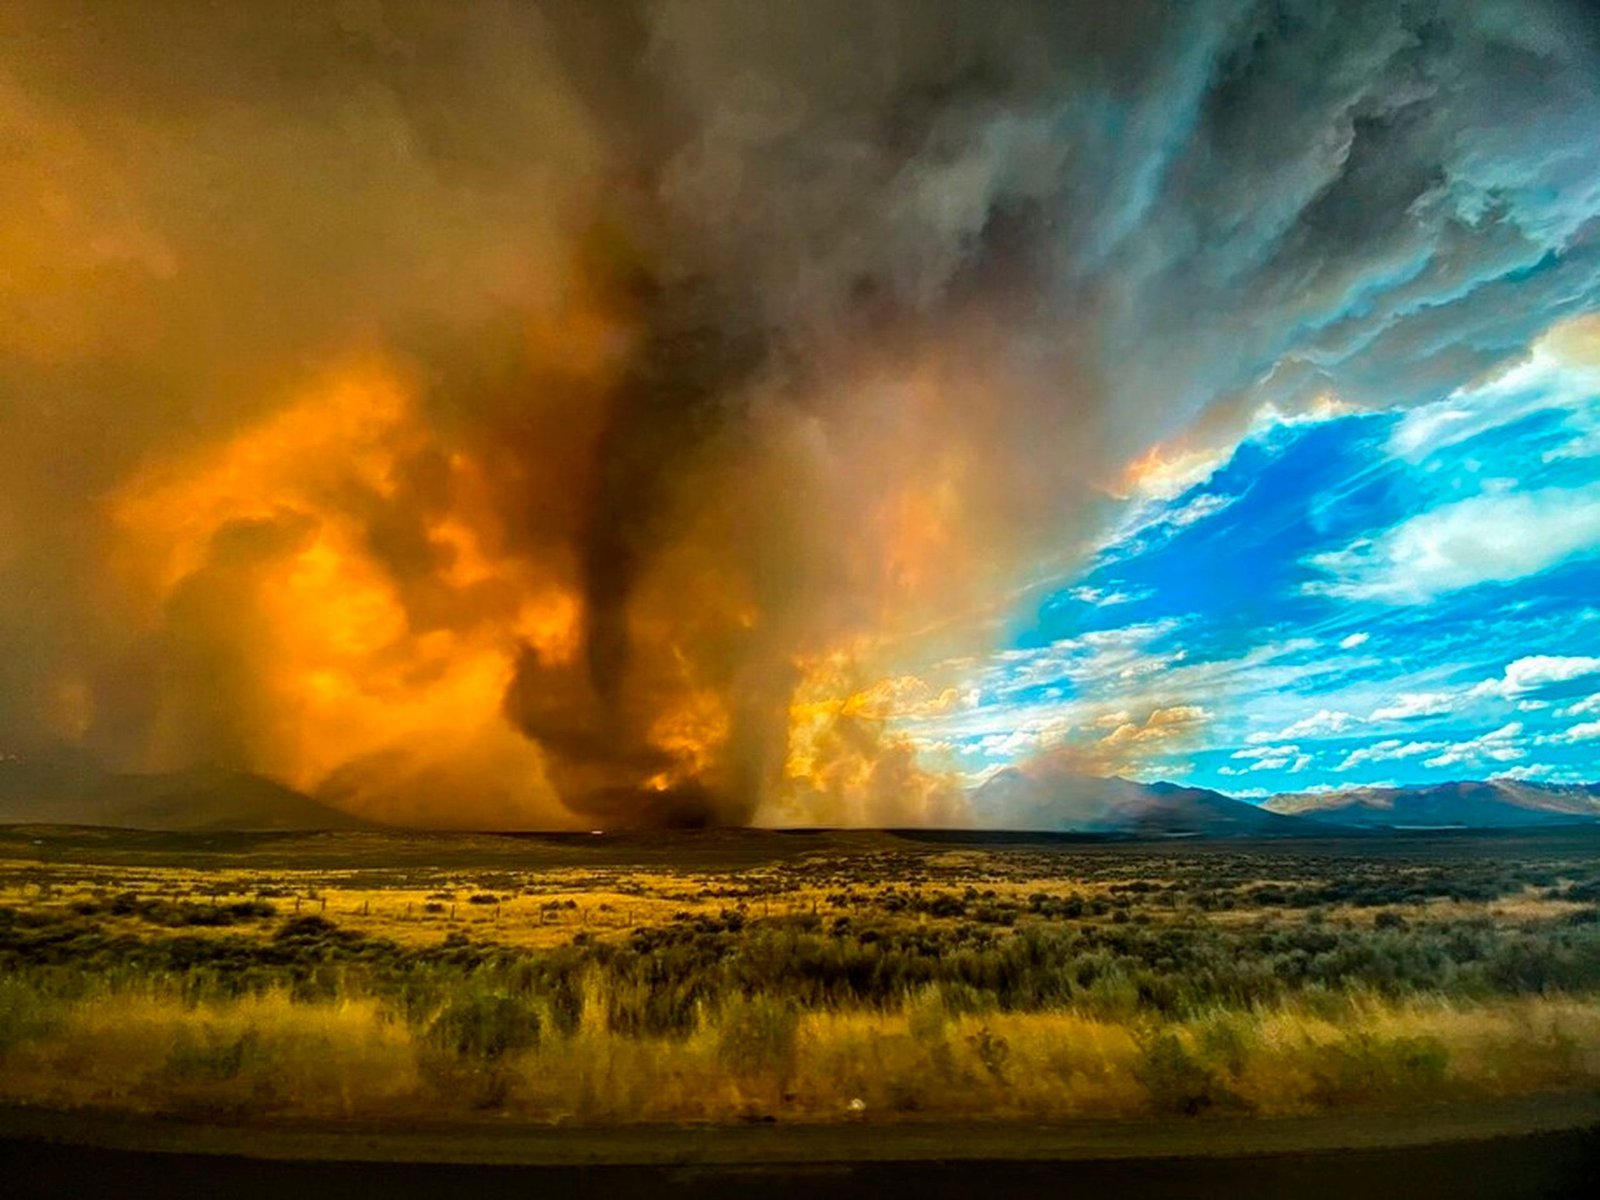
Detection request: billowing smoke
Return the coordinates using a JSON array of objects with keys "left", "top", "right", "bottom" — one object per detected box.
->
[{"left": 1, "top": 1, "right": 1597, "bottom": 827}]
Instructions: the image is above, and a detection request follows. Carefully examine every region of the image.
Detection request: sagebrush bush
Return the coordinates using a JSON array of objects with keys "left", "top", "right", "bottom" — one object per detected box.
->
[
  {"left": 0, "top": 976, "right": 58, "bottom": 1055},
  {"left": 164, "top": 1027, "right": 262, "bottom": 1081},
  {"left": 1135, "top": 1031, "right": 1239, "bottom": 1116},
  {"left": 717, "top": 994, "right": 800, "bottom": 1079},
  {"left": 1305, "top": 1032, "right": 1450, "bottom": 1106},
  {"left": 427, "top": 992, "right": 540, "bottom": 1061}
]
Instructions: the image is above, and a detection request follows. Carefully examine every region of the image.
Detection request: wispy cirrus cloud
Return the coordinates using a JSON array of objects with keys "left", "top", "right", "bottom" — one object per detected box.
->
[{"left": 1369, "top": 692, "right": 1459, "bottom": 721}]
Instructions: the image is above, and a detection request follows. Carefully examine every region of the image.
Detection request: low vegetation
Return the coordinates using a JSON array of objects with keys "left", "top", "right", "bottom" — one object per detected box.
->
[{"left": 1, "top": 829, "right": 1598, "bottom": 1125}]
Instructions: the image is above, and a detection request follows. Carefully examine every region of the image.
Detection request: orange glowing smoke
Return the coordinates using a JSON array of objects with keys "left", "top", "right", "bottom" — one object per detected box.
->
[
  {"left": 91, "top": 331, "right": 1091, "bottom": 827},
  {"left": 0, "top": 2, "right": 1158, "bottom": 833},
  {"left": 109, "top": 359, "right": 583, "bottom": 826},
  {"left": 780, "top": 647, "right": 966, "bottom": 827}
]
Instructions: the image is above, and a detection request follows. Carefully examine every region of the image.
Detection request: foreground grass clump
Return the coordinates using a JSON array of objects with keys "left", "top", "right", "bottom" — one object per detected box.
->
[
  {"left": 1, "top": 974, "right": 1597, "bottom": 1124},
  {"left": 426, "top": 990, "right": 541, "bottom": 1062}
]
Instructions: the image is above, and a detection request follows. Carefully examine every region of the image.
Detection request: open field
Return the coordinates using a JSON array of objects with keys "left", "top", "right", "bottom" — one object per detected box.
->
[{"left": 3, "top": 826, "right": 1600, "bottom": 1127}]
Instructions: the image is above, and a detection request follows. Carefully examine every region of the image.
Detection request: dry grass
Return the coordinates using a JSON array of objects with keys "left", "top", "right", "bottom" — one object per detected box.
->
[
  {"left": 6, "top": 834, "right": 1598, "bottom": 1126},
  {"left": 4, "top": 978, "right": 1598, "bottom": 1125},
  {"left": 1, "top": 989, "right": 419, "bottom": 1118}
]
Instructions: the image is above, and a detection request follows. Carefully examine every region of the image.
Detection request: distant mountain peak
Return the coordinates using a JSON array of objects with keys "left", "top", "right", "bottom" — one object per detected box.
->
[
  {"left": 971, "top": 769, "right": 1309, "bottom": 836},
  {"left": 1263, "top": 778, "right": 1600, "bottom": 828}
]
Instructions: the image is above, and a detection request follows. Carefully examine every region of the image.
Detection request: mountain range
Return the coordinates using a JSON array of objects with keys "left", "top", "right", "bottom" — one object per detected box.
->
[
  {"left": 968, "top": 768, "right": 1315, "bottom": 836},
  {"left": 968, "top": 770, "right": 1600, "bottom": 836},
  {"left": 1263, "top": 779, "right": 1600, "bottom": 829},
  {"left": 1, "top": 752, "right": 1597, "bottom": 835},
  {"left": 0, "top": 754, "right": 373, "bottom": 831}
]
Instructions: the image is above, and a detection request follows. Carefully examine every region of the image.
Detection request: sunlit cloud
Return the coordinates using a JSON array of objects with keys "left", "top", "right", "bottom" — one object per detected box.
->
[
  {"left": 1369, "top": 692, "right": 1459, "bottom": 721},
  {"left": 1336, "top": 739, "right": 1448, "bottom": 772},
  {"left": 1469, "top": 655, "right": 1600, "bottom": 700},
  {"left": 1423, "top": 723, "right": 1526, "bottom": 770},
  {"left": 1248, "top": 710, "right": 1358, "bottom": 743},
  {"left": 1306, "top": 485, "right": 1600, "bottom": 604}
]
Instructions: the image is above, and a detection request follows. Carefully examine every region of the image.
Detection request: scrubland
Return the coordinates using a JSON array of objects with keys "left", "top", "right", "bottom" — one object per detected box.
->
[{"left": 2, "top": 828, "right": 1599, "bottom": 1126}]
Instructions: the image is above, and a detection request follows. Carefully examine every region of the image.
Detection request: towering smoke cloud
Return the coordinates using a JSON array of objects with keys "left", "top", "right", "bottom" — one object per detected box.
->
[{"left": 1, "top": 1, "right": 1597, "bottom": 827}]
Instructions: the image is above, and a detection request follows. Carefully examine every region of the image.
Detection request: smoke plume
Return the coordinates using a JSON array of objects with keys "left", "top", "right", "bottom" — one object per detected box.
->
[{"left": 2, "top": 1, "right": 1597, "bottom": 826}]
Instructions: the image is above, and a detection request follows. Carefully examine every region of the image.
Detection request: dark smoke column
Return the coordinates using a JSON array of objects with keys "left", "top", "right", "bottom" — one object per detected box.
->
[{"left": 505, "top": 252, "right": 768, "bottom": 827}]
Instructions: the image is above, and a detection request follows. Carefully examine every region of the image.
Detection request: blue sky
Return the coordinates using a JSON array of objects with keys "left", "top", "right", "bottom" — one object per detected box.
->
[{"left": 899, "top": 319, "right": 1600, "bottom": 798}]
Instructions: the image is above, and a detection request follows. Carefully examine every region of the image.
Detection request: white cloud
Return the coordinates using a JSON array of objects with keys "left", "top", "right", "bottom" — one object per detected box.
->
[
  {"left": 1493, "top": 764, "right": 1559, "bottom": 782},
  {"left": 1231, "top": 743, "right": 1298, "bottom": 760},
  {"left": 1280, "top": 709, "right": 1357, "bottom": 739},
  {"left": 1164, "top": 492, "right": 1237, "bottom": 529},
  {"left": 1338, "top": 632, "right": 1370, "bottom": 650},
  {"left": 1369, "top": 692, "right": 1457, "bottom": 721},
  {"left": 1560, "top": 694, "right": 1600, "bottom": 718},
  {"left": 983, "top": 619, "right": 1185, "bottom": 694},
  {"left": 1305, "top": 484, "right": 1600, "bottom": 603},
  {"left": 1469, "top": 655, "right": 1600, "bottom": 700},
  {"left": 1544, "top": 430, "right": 1600, "bottom": 464},
  {"left": 1559, "top": 720, "right": 1600, "bottom": 743},
  {"left": 1390, "top": 330, "right": 1600, "bottom": 463},
  {"left": 1120, "top": 446, "right": 1230, "bottom": 502},
  {"left": 1246, "top": 709, "right": 1357, "bottom": 743},
  {"left": 1092, "top": 489, "right": 1240, "bottom": 567},
  {"left": 1068, "top": 585, "right": 1151, "bottom": 607},
  {"left": 975, "top": 717, "right": 1075, "bottom": 760},
  {"left": 1492, "top": 762, "right": 1594, "bottom": 784},
  {"left": 1336, "top": 738, "right": 1447, "bottom": 771},
  {"left": 1099, "top": 705, "right": 1212, "bottom": 749},
  {"left": 1230, "top": 743, "right": 1311, "bottom": 772},
  {"left": 1423, "top": 722, "right": 1525, "bottom": 769}
]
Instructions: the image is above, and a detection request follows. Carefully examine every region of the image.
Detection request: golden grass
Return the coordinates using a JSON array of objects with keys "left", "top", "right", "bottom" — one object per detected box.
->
[
  {"left": 2, "top": 990, "right": 420, "bottom": 1118},
  {"left": 4, "top": 981, "right": 1597, "bottom": 1125}
]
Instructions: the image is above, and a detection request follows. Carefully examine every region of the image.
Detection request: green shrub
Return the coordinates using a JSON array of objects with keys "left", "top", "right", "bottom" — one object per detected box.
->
[
  {"left": 427, "top": 993, "right": 540, "bottom": 1061},
  {"left": 1195, "top": 1011, "right": 1254, "bottom": 1077},
  {"left": 905, "top": 987, "right": 950, "bottom": 1043},
  {"left": 165, "top": 1027, "right": 261, "bottom": 1081},
  {"left": 1136, "top": 1031, "right": 1237, "bottom": 1116},
  {"left": 0, "top": 977, "right": 59, "bottom": 1055},
  {"left": 546, "top": 969, "right": 586, "bottom": 1037},
  {"left": 716, "top": 994, "right": 799, "bottom": 1078},
  {"left": 966, "top": 1024, "right": 1012, "bottom": 1083},
  {"left": 1307, "top": 1033, "right": 1450, "bottom": 1106}
]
